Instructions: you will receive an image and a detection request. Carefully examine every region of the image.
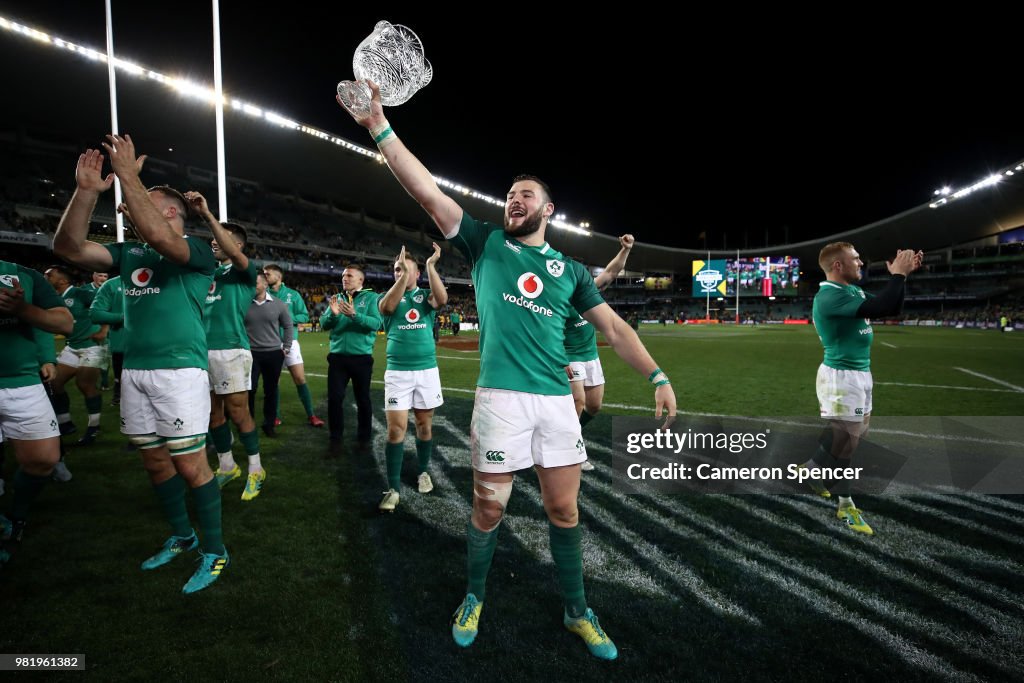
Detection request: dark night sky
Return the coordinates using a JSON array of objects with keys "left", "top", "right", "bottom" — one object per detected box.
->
[{"left": 2, "top": 2, "right": 1023, "bottom": 248}]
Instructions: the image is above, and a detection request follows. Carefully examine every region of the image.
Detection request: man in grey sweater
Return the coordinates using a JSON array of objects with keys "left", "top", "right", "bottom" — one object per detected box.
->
[{"left": 246, "top": 272, "right": 294, "bottom": 439}]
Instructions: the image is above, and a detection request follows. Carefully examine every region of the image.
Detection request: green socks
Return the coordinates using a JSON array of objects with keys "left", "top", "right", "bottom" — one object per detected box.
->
[
  {"left": 153, "top": 474, "right": 192, "bottom": 538},
  {"left": 210, "top": 422, "right": 233, "bottom": 455},
  {"left": 192, "top": 479, "right": 224, "bottom": 555},
  {"left": 296, "top": 383, "right": 315, "bottom": 418},
  {"left": 85, "top": 395, "right": 102, "bottom": 426},
  {"left": 416, "top": 438, "right": 432, "bottom": 474},
  {"left": 385, "top": 442, "right": 404, "bottom": 490},
  {"left": 549, "top": 522, "right": 587, "bottom": 618},
  {"left": 11, "top": 469, "right": 49, "bottom": 521},
  {"left": 466, "top": 522, "right": 500, "bottom": 601},
  {"left": 239, "top": 429, "right": 260, "bottom": 457}
]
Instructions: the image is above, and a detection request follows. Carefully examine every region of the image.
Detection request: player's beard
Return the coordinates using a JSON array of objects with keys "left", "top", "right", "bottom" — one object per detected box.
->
[{"left": 504, "top": 207, "right": 544, "bottom": 238}]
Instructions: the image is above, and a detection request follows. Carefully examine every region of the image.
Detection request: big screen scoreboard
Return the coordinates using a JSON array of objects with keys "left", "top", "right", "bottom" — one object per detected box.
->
[{"left": 692, "top": 256, "right": 801, "bottom": 297}]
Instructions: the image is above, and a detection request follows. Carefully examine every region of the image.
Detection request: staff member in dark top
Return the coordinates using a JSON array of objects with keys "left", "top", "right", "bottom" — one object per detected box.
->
[
  {"left": 320, "top": 263, "right": 381, "bottom": 453},
  {"left": 245, "top": 272, "right": 293, "bottom": 439}
]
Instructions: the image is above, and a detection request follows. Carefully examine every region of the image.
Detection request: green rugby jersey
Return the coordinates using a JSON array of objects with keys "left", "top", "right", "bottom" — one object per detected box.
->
[
  {"left": 450, "top": 212, "right": 604, "bottom": 395},
  {"left": 0, "top": 261, "right": 65, "bottom": 388},
  {"left": 59, "top": 284, "right": 100, "bottom": 349},
  {"left": 563, "top": 313, "right": 598, "bottom": 363},
  {"left": 105, "top": 239, "right": 216, "bottom": 370},
  {"left": 206, "top": 261, "right": 258, "bottom": 350},
  {"left": 89, "top": 276, "right": 126, "bottom": 354},
  {"left": 812, "top": 281, "right": 873, "bottom": 371},
  {"left": 382, "top": 287, "right": 437, "bottom": 371}
]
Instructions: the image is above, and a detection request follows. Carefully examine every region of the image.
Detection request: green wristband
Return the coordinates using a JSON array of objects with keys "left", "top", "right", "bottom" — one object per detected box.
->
[
  {"left": 373, "top": 126, "right": 394, "bottom": 144},
  {"left": 647, "top": 368, "right": 663, "bottom": 383},
  {"left": 654, "top": 379, "right": 671, "bottom": 387}
]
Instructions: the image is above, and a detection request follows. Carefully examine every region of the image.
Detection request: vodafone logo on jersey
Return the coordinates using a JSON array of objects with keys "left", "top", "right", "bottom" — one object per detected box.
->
[
  {"left": 516, "top": 272, "right": 544, "bottom": 299},
  {"left": 125, "top": 267, "right": 160, "bottom": 296},
  {"left": 398, "top": 306, "right": 427, "bottom": 330},
  {"left": 131, "top": 268, "right": 154, "bottom": 287},
  {"left": 503, "top": 272, "right": 553, "bottom": 317}
]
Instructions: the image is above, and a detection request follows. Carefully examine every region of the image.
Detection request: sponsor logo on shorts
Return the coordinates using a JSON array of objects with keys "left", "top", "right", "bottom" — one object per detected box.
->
[
  {"left": 855, "top": 408, "right": 864, "bottom": 415},
  {"left": 173, "top": 417, "right": 184, "bottom": 431},
  {"left": 50, "top": 419, "right": 57, "bottom": 429},
  {"left": 484, "top": 450, "right": 505, "bottom": 462},
  {"left": 388, "top": 397, "right": 399, "bottom": 405},
  {"left": 546, "top": 259, "right": 564, "bottom": 277},
  {"left": 576, "top": 439, "right": 585, "bottom": 454},
  {"left": 120, "top": 417, "right": 126, "bottom": 427}
]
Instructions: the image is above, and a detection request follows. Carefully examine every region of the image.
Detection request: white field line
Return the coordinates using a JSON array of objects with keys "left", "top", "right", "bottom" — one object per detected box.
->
[
  {"left": 953, "top": 367, "right": 1024, "bottom": 393},
  {"left": 876, "top": 381, "right": 1018, "bottom": 393},
  {"left": 881, "top": 342, "right": 899, "bottom": 348},
  {"left": 304, "top": 374, "right": 1024, "bottom": 446}
]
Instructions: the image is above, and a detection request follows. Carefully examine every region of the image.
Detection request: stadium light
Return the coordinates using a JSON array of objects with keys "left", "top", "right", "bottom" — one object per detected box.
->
[{"left": 0, "top": 12, "right": 594, "bottom": 237}]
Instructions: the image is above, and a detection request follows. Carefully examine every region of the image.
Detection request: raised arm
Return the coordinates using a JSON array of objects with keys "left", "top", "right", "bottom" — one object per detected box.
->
[
  {"left": 185, "top": 191, "right": 249, "bottom": 270},
  {"left": 102, "top": 135, "right": 191, "bottom": 265},
  {"left": 425, "top": 242, "right": 449, "bottom": 308},
  {"left": 338, "top": 80, "right": 462, "bottom": 236},
  {"left": 856, "top": 249, "right": 922, "bottom": 318},
  {"left": 379, "top": 246, "right": 414, "bottom": 316},
  {"left": 594, "top": 234, "right": 635, "bottom": 290},
  {"left": 582, "top": 302, "right": 676, "bottom": 424},
  {"left": 52, "top": 149, "right": 116, "bottom": 271}
]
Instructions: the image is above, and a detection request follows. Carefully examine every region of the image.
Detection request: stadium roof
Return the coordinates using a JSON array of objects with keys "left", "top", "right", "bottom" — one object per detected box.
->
[{"left": 2, "top": 31, "right": 1022, "bottom": 273}]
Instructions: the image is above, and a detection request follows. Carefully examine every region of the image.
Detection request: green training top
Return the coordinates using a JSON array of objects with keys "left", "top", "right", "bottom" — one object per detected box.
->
[{"left": 320, "top": 289, "right": 381, "bottom": 355}]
